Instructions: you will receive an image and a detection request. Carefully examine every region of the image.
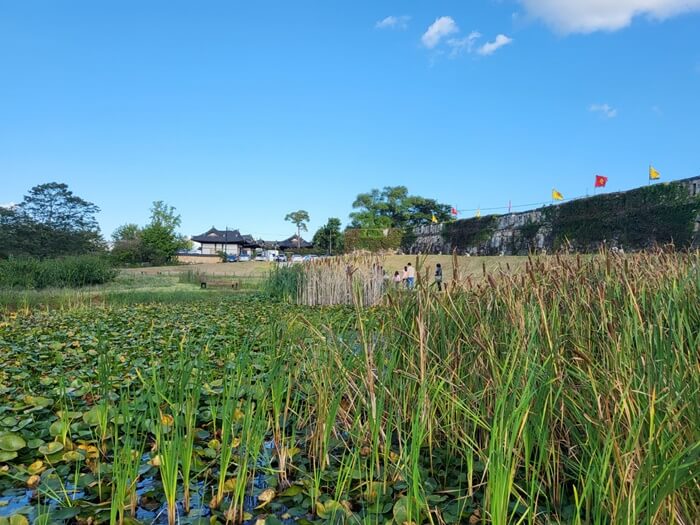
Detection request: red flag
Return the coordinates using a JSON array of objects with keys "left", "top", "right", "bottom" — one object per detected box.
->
[
  {"left": 450, "top": 207, "right": 458, "bottom": 216},
  {"left": 595, "top": 175, "right": 608, "bottom": 188}
]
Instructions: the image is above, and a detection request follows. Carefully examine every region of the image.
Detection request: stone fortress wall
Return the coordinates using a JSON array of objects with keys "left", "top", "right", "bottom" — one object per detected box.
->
[{"left": 411, "top": 176, "right": 700, "bottom": 255}]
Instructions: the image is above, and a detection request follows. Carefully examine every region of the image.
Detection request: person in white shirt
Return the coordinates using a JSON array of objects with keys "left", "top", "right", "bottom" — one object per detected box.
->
[{"left": 406, "top": 263, "right": 416, "bottom": 289}]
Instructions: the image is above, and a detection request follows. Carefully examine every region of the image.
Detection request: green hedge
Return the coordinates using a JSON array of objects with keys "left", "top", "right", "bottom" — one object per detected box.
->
[
  {"left": 0, "top": 255, "right": 118, "bottom": 289},
  {"left": 344, "top": 228, "right": 404, "bottom": 252}
]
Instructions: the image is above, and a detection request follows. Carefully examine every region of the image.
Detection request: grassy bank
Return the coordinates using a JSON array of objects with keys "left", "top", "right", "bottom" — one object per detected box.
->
[{"left": 0, "top": 266, "right": 265, "bottom": 311}]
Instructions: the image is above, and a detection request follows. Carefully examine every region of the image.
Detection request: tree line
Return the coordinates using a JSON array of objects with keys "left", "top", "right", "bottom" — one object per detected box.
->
[
  {"left": 290, "top": 186, "right": 452, "bottom": 254},
  {"left": 1, "top": 183, "right": 187, "bottom": 265},
  {"left": 1, "top": 182, "right": 451, "bottom": 262}
]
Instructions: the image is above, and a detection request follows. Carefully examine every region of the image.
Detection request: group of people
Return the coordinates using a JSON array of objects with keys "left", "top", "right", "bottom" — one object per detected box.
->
[{"left": 391, "top": 262, "right": 444, "bottom": 291}]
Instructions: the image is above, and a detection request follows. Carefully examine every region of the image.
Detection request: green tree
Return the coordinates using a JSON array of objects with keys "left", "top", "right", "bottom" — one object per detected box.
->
[
  {"left": 349, "top": 186, "right": 451, "bottom": 229},
  {"left": 284, "top": 210, "right": 310, "bottom": 249},
  {"left": 111, "top": 223, "right": 144, "bottom": 265},
  {"left": 0, "top": 206, "right": 19, "bottom": 259},
  {"left": 312, "top": 218, "right": 344, "bottom": 255},
  {"left": 0, "top": 183, "right": 104, "bottom": 258},
  {"left": 140, "top": 201, "right": 188, "bottom": 265},
  {"left": 112, "top": 223, "right": 141, "bottom": 242}
]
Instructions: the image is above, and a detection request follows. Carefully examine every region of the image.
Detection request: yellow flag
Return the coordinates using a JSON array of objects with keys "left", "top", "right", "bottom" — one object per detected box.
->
[
  {"left": 431, "top": 214, "right": 438, "bottom": 224},
  {"left": 475, "top": 208, "right": 481, "bottom": 218},
  {"left": 649, "top": 165, "right": 660, "bottom": 180},
  {"left": 552, "top": 189, "right": 564, "bottom": 201}
]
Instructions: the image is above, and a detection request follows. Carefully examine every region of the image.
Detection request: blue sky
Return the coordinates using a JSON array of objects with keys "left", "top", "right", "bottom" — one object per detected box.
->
[{"left": 1, "top": 1, "right": 699, "bottom": 241}]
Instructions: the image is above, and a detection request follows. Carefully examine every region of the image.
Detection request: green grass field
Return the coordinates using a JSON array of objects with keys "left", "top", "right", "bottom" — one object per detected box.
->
[{"left": 0, "top": 256, "right": 526, "bottom": 311}]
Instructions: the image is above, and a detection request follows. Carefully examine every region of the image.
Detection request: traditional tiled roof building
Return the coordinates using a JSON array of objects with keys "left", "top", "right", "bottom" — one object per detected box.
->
[{"left": 190, "top": 227, "right": 260, "bottom": 255}]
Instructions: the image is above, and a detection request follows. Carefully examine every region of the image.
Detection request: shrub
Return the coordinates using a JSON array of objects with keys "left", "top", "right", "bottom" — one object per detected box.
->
[
  {"left": 344, "top": 228, "right": 404, "bottom": 252},
  {"left": 0, "top": 255, "right": 118, "bottom": 289}
]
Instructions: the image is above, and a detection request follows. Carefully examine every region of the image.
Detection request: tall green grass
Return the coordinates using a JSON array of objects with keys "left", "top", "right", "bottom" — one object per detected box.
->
[
  {"left": 262, "top": 264, "right": 304, "bottom": 302},
  {"left": 0, "top": 255, "right": 117, "bottom": 288}
]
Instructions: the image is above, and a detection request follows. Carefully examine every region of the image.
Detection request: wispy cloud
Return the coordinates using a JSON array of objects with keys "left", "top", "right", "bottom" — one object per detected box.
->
[
  {"left": 447, "top": 31, "right": 482, "bottom": 56},
  {"left": 421, "top": 17, "right": 512, "bottom": 58},
  {"left": 375, "top": 15, "right": 411, "bottom": 30},
  {"left": 421, "top": 16, "right": 459, "bottom": 48},
  {"left": 520, "top": 0, "right": 700, "bottom": 33},
  {"left": 589, "top": 103, "right": 618, "bottom": 119},
  {"left": 477, "top": 34, "right": 514, "bottom": 56}
]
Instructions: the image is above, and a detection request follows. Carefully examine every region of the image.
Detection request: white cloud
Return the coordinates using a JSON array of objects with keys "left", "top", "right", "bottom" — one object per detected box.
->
[
  {"left": 447, "top": 31, "right": 482, "bottom": 56},
  {"left": 0, "top": 202, "right": 17, "bottom": 209},
  {"left": 477, "top": 34, "right": 513, "bottom": 55},
  {"left": 421, "top": 16, "right": 459, "bottom": 48},
  {"left": 520, "top": 0, "right": 700, "bottom": 33},
  {"left": 375, "top": 15, "right": 411, "bottom": 30},
  {"left": 589, "top": 103, "right": 618, "bottom": 118}
]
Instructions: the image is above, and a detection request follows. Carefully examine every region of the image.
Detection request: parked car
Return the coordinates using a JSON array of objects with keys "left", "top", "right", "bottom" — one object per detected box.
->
[
  {"left": 226, "top": 254, "right": 238, "bottom": 262},
  {"left": 254, "top": 254, "right": 266, "bottom": 261},
  {"left": 275, "top": 254, "right": 287, "bottom": 262},
  {"left": 290, "top": 255, "right": 304, "bottom": 263},
  {"left": 238, "top": 254, "right": 251, "bottom": 262}
]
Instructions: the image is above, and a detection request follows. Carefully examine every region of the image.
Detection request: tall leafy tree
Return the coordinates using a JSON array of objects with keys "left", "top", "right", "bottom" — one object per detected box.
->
[
  {"left": 140, "top": 201, "right": 188, "bottom": 265},
  {"left": 312, "top": 218, "right": 344, "bottom": 255},
  {"left": 111, "top": 223, "right": 143, "bottom": 265},
  {"left": 0, "top": 183, "right": 104, "bottom": 258},
  {"left": 349, "top": 186, "right": 451, "bottom": 229},
  {"left": 284, "top": 210, "right": 310, "bottom": 249},
  {"left": 112, "top": 223, "right": 141, "bottom": 243}
]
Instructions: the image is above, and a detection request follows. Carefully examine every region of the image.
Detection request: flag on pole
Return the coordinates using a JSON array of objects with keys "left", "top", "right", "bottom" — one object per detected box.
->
[
  {"left": 475, "top": 208, "right": 481, "bottom": 218},
  {"left": 450, "top": 207, "right": 458, "bottom": 217},
  {"left": 594, "top": 175, "right": 608, "bottom": 188},
  {"left": 552, "top": 189, "right": 564, "bottom": 201},
  {"left": 431, "top": 214, "right": 438, "bottom": 224},
  {"left": 649, "top": 165, "right": 661, "bottom": 180}
]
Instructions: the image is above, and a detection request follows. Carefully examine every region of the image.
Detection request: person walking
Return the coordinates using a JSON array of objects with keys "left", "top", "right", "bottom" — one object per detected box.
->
[
  {"left": 434, "top": 263, "right": 443, "bottom": 291},
  {"left": 393, "top": 270, "right": 401, "bottom": 289},
  {"left": 402, "top": 266, "right": 409, "bottom": 288},
  {"left": 406, "top": 262, "right": 416, "bottom": 289}
]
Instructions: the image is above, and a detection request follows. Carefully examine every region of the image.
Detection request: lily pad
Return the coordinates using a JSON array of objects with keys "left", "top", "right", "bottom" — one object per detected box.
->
[
  {"left": 0, "top": 450, "right": 18, "bottom": 462},
  {"left": 61, "top": 450, "right": 84, "bottom": 462},
  {"left": 38, "top": 442, "right": 64, "bottom": 455},
  {"left": 27, "top": 460, "right": 45, "bottom": 474},
  {"left": 26, "top": 439, "right": 44, "bottom": 449},
  {"left": 280, "top": 484, "right": 304, "bottom": 497},
  {"left": 82, "top": 406, "right": 104, "bottom": 426},
  {"left": 0, "top": 433, "right": 26, "bottom": 452},
  {"left": 0, "top": 416, "right": 19, "bottom": 427},
  {"left": 49, "top": 420, "right": 69, "bottom": 437},
  {"left": 23, "top": 396, "right": 53, "bottom": 408}
]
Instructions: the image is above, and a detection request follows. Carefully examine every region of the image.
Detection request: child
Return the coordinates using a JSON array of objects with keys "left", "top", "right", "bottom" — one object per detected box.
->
[
  {"left": 393, "top": 270, "right": 401, "bottom": 289},
  {"left": 434, "top": 263, "right": 443, "bottom": 291}
]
